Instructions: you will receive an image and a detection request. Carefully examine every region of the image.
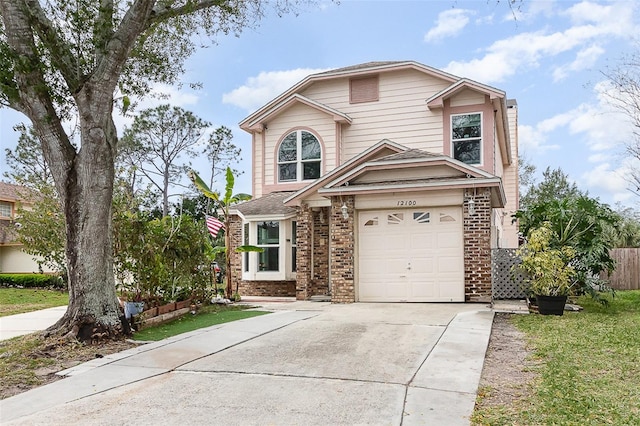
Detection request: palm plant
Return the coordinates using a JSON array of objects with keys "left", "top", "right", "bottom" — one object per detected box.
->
[{"left": 188, "top": 167, "right": 262, "bottom": 299}]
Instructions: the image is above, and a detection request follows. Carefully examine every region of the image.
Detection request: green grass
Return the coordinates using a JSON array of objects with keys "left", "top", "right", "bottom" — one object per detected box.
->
[
  {"left": 0, "top": 288, "right": 68, "bottom": 317},
  {"left": 473, "top": 290, "right": 640, "bottom": 425},
  {"left": 133, "top": 304, "right": 270, "bottom": 341}
]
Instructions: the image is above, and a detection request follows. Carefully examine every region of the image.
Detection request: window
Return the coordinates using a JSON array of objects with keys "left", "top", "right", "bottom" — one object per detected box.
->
[
  {"left": 350, "top": 76, "right": 379, "bottom": 103},
  {"left": 0, "top": 201, "right": 11, "bottom": 218},
  {"left": 291, "top": 221, "right": 297, "bottom": 272},
  {"left": 278, "top": 130, "right": 321, "bottom": 182},
  {"left": 257, "top": 221, "right": 279, "bottom": 271},
  {"left": 413, "top": 212, "right": 430, "bottom": 224},
  {"left": 452, "top": 113, "right": 482, "bottom": 165}
]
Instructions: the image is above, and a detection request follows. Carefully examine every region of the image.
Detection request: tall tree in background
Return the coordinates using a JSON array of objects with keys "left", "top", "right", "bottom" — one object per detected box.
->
[
  {"left": 4, "top": 124, "right": 53, "bottom": 188},
  {"left": 119, "top": 104, "right": 207, "bottom": 217},
  {"left": 519, "top": 166, "right": 584, "bottom": 212},
  {"left": 205, "top": 125, "right": 242, "bottom": 189},
  {"left": 602, "top": 48, "right": 640, "bottom": 196},
  {"left": 0, "top": 0, "right": 308, "bottom": 342}
]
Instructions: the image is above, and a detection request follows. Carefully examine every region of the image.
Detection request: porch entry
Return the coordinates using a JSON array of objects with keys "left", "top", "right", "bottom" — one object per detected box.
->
[{"left": 357, "top": 206, "right": 464, "bottom": 302}]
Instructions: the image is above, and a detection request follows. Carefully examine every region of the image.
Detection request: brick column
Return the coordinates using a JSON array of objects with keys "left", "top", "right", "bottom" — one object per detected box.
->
[
  {"left": 330, "top": 196, "right": 355, "bottom": 303},
  {"left": 311, "top": 207, "right": 330, "bottom": 295},
  {"left": 228, "top": 214, "right": 243, "bottom": 296},
  {"left": 464, "top": 187, "right": 492, "bottom": 302},
  {"left": 296, "top": 205, "right": 312, "bottom": 300}
]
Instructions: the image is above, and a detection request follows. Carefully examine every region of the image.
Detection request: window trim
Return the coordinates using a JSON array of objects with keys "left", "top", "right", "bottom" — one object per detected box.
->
[
  {"left": 241, "top": 218, "right": 297, "bottom": 281},
  {"left": 0, "top": 201, "right": 12, "bottom": 219},
  {"left": 451, "top": 112, "right": 483, "bottom": 166},
  {"left": 277, "top": 129, "right": 322, "bottom": 183}
]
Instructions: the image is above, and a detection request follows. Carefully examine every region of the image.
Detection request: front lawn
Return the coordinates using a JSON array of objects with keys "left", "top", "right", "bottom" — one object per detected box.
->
[
  {"left": 473, "top": 290, "right": 640, "bottom": 425},
  {"left": 133, "top": 304, "right": 269, "bottom": 341},
  {"left": 0, "top": 288, "right": 68, "bottom": 317}
]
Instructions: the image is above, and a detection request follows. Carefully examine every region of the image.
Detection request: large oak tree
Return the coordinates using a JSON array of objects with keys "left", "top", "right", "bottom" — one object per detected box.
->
[{"left": 0, "top": 0, "right": 305, "bottom": 341}]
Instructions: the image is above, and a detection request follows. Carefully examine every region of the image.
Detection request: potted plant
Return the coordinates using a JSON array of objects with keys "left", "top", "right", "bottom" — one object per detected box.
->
[{"left": 518, "top": 223, "right": 576, "bottom": 315}]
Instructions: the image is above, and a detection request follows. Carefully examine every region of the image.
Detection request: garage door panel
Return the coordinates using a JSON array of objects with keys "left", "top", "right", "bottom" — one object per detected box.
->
[
  {"left": 358, "top": 206, "right": 464, "bottom": 302},
  {"left": 437, "top": 256, "right": 462, "bottom": 273}
]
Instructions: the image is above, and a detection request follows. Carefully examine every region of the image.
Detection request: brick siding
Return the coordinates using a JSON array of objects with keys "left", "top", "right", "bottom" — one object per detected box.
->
[
  {"left": 463, "top": 187, "right": 492, "bottom": 302},
  {"left": 330, "top": 196, "right": 355, "bottom": 303}
]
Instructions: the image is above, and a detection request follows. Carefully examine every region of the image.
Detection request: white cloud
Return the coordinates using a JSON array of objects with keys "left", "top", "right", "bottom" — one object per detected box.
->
[
  {"left": 520, "top": 79, "right": 632, "bottom": 156},
  {"left": 424, "top": 9, "right": 474, "bottom": 43},
  {"left": 580, "top": 159, "right": 638, "bottom": 203},
  {"left": 588, "top": 153, "right": 612, "bottom": 163},
  {"left": 504, "top": 0, "right": 556, "bottom": 23},
  {"left": 553, "top": 44, "right": 605, "bottom": 81},
  {"left": 444, "top": 1, "right": 637, "bottom": 83},
  {"left": 518, "top": 124, "right": 560, "bottom": 153},
  {"left": 222, "top": 68, "right": 329, "bottom": 112}
]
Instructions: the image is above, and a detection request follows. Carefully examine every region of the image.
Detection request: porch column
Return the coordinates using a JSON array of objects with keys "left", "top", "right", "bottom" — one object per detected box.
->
[
  {"left": 464, "top": 187, "right": 492, "bottom": 302},
  {"left": 295, "top": 204, "right": 312, "bottom": 300},
  {"left": 330, "top": 196, "right": 355, "bottom": 303}
]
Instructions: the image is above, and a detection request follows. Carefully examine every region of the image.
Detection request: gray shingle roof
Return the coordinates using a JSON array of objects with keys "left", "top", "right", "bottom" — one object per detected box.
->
[
  {"left": 374, "top": 149, "right": 442, "bottom": 162},
  {"left": 314, "top": 61, "right": 408, "bottom": 76},
  {"left": 234, "top": 192, "right": 297, "bottom": 216}
]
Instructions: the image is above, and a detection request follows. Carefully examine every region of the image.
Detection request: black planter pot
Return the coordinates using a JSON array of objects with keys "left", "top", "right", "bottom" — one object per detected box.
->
[{"left": 536, "top": 295, "right": 567, "bottom": 316}]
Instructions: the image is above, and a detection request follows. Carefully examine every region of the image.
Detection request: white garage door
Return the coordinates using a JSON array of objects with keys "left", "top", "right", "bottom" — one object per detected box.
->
[{"left": 358, "top": 206, "right": 464, "bottom": 302}]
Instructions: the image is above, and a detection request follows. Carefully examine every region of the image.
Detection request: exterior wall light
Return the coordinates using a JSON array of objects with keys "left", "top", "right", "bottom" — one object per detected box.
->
[
  {"left": 341, "top": 203, "right": 349, "bottom": 219},
  {"left": 468, "top": 197, "right": 476, "bottom": 216}
]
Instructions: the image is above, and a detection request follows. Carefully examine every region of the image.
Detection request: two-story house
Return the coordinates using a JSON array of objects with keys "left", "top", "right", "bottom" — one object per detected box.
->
[
  {"left": 0, "top": 181, "right": 46, "bottom": 273},
  {"left": 229, "top": 61, "right": 519, "bottom": 303}
]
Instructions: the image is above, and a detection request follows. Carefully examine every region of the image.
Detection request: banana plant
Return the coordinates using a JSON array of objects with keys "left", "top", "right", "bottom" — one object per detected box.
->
[{"left": 189, "top": 167, "right": 262, "bottom": 299}]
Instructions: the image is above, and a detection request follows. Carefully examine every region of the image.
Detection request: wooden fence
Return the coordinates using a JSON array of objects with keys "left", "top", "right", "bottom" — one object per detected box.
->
[{"left": 601, "top": 248, "right": 640, "bottom": 290}]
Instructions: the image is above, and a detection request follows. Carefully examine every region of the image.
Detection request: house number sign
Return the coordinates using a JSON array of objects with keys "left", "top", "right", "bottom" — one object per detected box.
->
[{"left": 396, "top": 200, "right": 417, "bottom": 206}]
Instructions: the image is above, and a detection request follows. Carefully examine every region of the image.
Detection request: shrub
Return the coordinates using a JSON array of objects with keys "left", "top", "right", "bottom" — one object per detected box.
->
[{"left": 0, "top": 273, "right": 65, "bottom": 289}]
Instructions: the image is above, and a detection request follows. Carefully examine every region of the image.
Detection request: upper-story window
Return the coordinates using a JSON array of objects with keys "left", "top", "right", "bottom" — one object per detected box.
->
[
  {"left": 0, "top": 201, "right": 12, "bottom": 218},
  {"left": 278, "top": 130, "right": 321, "bottom": 182},
  {"left": 452, "top": 113, "right": 482, "bottom": 165}
]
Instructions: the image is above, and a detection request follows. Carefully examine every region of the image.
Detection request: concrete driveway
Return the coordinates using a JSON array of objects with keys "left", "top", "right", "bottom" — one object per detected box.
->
[{"left": 1, "top": 302, "right": 493, "bottom": 425}]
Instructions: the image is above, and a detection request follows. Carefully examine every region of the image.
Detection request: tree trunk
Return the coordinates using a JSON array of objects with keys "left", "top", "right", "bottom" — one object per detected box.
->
[{"left": 46, "top": 101, "right": 126, "bottom": 342}]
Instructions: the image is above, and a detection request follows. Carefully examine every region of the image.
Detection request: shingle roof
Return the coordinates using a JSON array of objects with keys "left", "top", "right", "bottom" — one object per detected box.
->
[
  {"left": 374, "top": 149, "right": 442, "bottom": 162},
  {"left": 234, "top": 192, "right": 297, "bottom": 216},
  {"left": 314, "top": 61, "right": 408, "bottom": 76},
  {"left": 0, "top": 182, "right": 27, "bottom": 201}
]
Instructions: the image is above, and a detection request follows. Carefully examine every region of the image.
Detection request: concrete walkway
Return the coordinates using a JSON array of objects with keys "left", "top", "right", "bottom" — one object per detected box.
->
[
  {"left": 1, "top": 301, "right": 494, "bottom": 425},
  {"left": 0, "top": 306, "right": 66, "bottom": 341}
]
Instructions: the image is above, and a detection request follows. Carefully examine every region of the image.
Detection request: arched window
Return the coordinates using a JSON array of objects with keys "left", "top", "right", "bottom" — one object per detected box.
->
[{"left": 278, "top": 130, "right": 321, "bottom": 182}]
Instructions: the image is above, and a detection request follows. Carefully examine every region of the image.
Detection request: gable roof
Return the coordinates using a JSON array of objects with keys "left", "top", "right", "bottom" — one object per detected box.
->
[
  {"left": 284, "top": 141, "right": 506, "bottom": 208},
  {"left": 242, "top": 94, "right": 352, "bottom": 132},
  {"left": 426, "top": 79, "right": 506, "bottom": 108},
  {"left": 426, "top": 79, "right": 512, "bottom": 165},
  {"left": 283, "top": 139, "right": 408, "bottom": 206},
  {"left": 240, "top": 60, "right": 462, "bottom": 132}
]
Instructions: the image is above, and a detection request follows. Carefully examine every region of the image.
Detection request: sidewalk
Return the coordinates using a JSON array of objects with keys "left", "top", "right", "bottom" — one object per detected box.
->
[{"left": 0, "top": 306, "right": 66, "bottom": 341}]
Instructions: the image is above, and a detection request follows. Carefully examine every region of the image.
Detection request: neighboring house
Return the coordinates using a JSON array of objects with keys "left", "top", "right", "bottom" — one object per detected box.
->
[
  {"left": 0, "top": 182, "right": 50, "bottom": 274},
  {"left": 229, "top": 61, "right": 519, "bottom": 303}
]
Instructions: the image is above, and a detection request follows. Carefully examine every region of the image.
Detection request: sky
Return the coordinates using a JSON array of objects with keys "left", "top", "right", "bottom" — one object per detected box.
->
[{"left": 1, "top": 0, "right": 639, "bottom": 210}]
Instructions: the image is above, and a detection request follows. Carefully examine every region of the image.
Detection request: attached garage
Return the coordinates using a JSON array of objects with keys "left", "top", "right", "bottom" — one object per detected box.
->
[{"left": 357, "top": 206, "right": 464, "bottom": 302}]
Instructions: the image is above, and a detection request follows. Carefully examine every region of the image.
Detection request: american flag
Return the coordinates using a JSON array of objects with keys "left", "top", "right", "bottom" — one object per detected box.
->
[{"left": 205, "top": 215, "right": 225, "bottom": 238}]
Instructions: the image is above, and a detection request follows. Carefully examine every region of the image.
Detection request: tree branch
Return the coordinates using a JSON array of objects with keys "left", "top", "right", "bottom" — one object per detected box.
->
[
  {"left": 149, "top": 0, "right": 234, "bottom": 24},
  {"left": 23, "top": 0, "right": 81, "bottom": 92}
]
